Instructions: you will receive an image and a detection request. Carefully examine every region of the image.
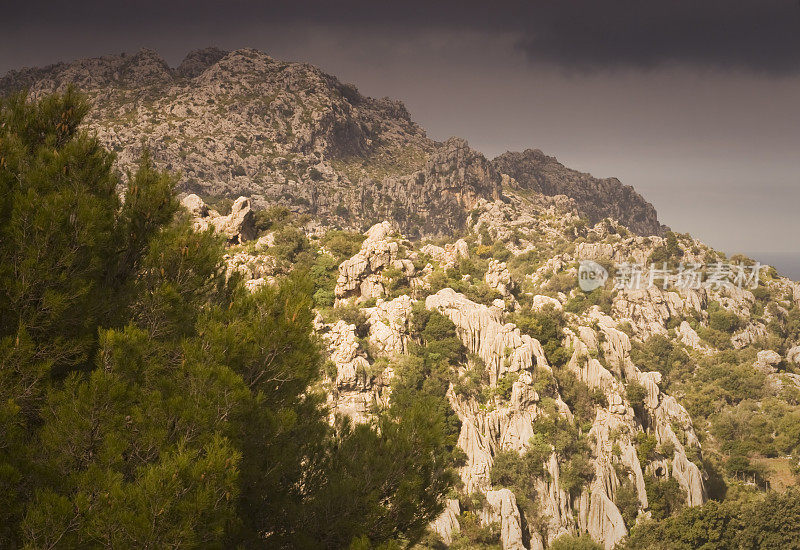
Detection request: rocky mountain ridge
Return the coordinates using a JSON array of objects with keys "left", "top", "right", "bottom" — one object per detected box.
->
[{"left": 1, "top": 47, "right": 664, "bottom": 237}]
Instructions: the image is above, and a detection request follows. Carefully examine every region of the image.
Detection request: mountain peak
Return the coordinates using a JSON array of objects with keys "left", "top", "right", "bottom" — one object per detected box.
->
[{"left": 176, "top": 47, "right": 229, "bottom": 78}]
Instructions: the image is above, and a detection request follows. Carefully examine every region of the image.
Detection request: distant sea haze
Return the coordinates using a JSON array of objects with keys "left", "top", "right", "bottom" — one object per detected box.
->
[{"left": 750, "top": 252, "right": 800, "bottom": 282}]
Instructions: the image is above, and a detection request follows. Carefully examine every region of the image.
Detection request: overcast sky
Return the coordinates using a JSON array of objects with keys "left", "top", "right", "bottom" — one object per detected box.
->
[{"left": 2, "top": 1, "right": 799, "bottom": 276}]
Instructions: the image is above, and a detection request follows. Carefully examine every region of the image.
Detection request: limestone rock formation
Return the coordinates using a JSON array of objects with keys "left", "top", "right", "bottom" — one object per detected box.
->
[
  {"left": 181, "top": 193, "right": 256, "bottom": 243},
  {"left": 755, "top": 350, "right": 782, "bottom": 374},
  {"left": 484, "top": 489, "right": 526, "bottom": 550},
  {"left": 3, "top": 47, "right": 675, "bottom": 239},
  {"left": 334, "top": 222, "right": 413, "bottom": 302},
  {"left": 485, "top": 259, "right": 515, "bottom": 298},
  {"left": 430, "top": 499, "right": 461, "bottom": 545},
  {"left": 426, "top": 288, "right": 549, "bottom": 384}
]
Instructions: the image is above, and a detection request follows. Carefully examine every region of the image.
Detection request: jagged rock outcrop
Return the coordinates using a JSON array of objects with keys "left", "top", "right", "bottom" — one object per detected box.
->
[
  {"left": 677, "top": 320, "right": 702, "bottom": 349},
  {"left": 430, "top": 499, "right": 461, "bottom": 545},
  {"left": 374, "top": 137, "right": 502, "bottom": 237},
  {"left": 493, "top": 148, "right": 666, "bottom": 236},
  {"left": 1, "top": 47, "right": 682, "bottom": 242},
  {"left": 421, "top": 238, "right": 469, "bottom": 268},
  {"left": 485, "top": 259, "right": 515, "bottom": 298},
  {"left": 484, "top": 489, "right": 526, "bottom": 550},
  {"left": 426, "top": 288, "right": 549, "bottom": 384},
  {"left": 322, "top": 321, "right": 382, "bottom": 423},
  {"left": 587, "top": 485, "right": 627, "bottom": 550},
  {"left": 181, "top": 194, "right": 256, "bottom": 243},
  {"left": 755, "top": 350, "right": 782, "bottom": 374},
  {"left": 367, "top": 295, "right": 414, "bottom": 356},
  {"left": 334, "top": 222, "right": 414, "bottom": 302}
]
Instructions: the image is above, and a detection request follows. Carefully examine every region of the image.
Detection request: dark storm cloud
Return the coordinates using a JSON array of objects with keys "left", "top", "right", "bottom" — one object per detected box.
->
[{"left": 3, "top": 0, "right": 800, "bottom": 74}]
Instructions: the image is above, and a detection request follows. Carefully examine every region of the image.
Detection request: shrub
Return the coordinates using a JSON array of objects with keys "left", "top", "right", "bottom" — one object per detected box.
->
[
  {"left": 551, "top": 534, "right": 604, "bottom": 550},
  {"left": 645, "top": 475, "right": 686, "bottom": 521},
  {"left": 320, "top": 230, "right": 365, "bottom": 261},
  {"left": 708, "top": 301, "right": 742, "bottom": 333}
]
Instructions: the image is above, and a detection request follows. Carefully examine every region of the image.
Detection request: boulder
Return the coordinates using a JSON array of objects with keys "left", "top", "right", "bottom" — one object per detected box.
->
[
  {"left": 755, "top": 350, "right": 782, "bottom": 374},
  {"left": 181, "top": 194, "right": 256, "bottom": 243},
  {"left": 485, "top": 259, "right": 514, "bottom": 298},
  {"left": 677, "top": 321, "right": 702, "bottom": 349}
]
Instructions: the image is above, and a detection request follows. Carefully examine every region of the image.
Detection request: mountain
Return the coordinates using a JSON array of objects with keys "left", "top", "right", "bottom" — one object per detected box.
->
[
  {"left": 493, "top": 149, "right": 666, "bottom": 236},
  {"left": 4, "top": 48, "right": 800, "bottom": 549},
  {"left": 0, "top": 47, "right": 662, "bottom": 237}
]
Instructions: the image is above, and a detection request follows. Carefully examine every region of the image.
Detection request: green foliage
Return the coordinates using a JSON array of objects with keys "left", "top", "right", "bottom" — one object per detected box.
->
[
  {"left": 634, "top": 432, "right": 658, "bottom": 468},
  {"left": 645, "top": 475, "right": 686, "bottom": 521},
  {"left": 426, "top": 257, "right": 502, "bottom": 306},
  {"left": 550, "top": 533, "right": 604, "bottom": 550},
  {"left": 0, "top": 91, "right": 456, "bottom": 549},
  {"left": 334, "top": 302, "right": 371, "bottom": 337},
  {"left": 410, "top": 303, "right": 465, "bottom": 368},
  {"left": 450, "top": 512, "right": 501, "bottom": 549},
  {"left": 554, "top": 369, "right": 606, "bottom": 426},
  {"left": 616, "top": 478, "right": 641, "bottom": 529},
  {"left": 489, "top": 435, "right": 551, "bottom": 523},
  {"left": 271, "top": 224, "right": 313, "bottom": 266},
  {"left": 564, "top": 287, "right": 614, "bottom": 315},
  {"left": 528, "top": 413, "right": 593, "bottom": 495},
  {"left": 511, "top": 304, "right": 570, "bottom": 367},
  {"left": 626, "top": 381, "right": 648, "bottom": 419},
  {"left": 310, "top": 253, "right": 340, "bottom": 308},
  {"left": 546, "top": 271, "right": 576, "bottom": 295},
  {"left": 695, "top": 325, "right": 732, "bottom": 349},
  {"left": 624, "top": 498, "right": 739, "bottom": 550},
  {"left": 252, "top": 204, "right": 291, "bottom": 235},
  {"left": 630, "top": 334, "right": 689, "bottom": 387},
  {"left": 625, "top": 489, "right": 800, "bottom": 550},
  {"left": 321, "top": 229, "right": 366, "bottom": 262},
  {"left": 647, "top": 232, "right": 683, "bottom": 265},
  {"left": 707, "top": 301, "right": 742, "bottom": 334}
]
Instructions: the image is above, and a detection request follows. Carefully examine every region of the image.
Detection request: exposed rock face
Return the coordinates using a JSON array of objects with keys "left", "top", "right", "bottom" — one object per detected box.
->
[
  {"left": 426, "top": 288, "right": 549, "bottom": 385},
  {"left": 367, "top": 295, "right": 414, "bottom": 356},
  {"left": 485, "top": 259, "right": 515, "bottom": 298},
  {"left": 322, "top": 320, "right": 380, "bottom": 423},
  {"left": 755, "top": 350, "right": 782, "bottom": 374},
  {"left": 788, "top": 346, "right": 800, "bottom": 366},
  {"left": 484, "top": 489, "right": 526, "bottom": 550},
  {"left": 334, "top": 222, "right": 413, "bottom": 302},
  {"left": 493, "top": 148, "right": 666, "bottom": 236},
  {"left": 430, "top": 499, "right": 461, "bottom": 544},
  {"left": 587, "top": 486, "right": 627, "bottom": 550},
  {"left": 613, "top": 286, "right": 703, "bottom": 340},
  {"left": 421, "top": 238, "right": 469, "bottom": 268},
  {"left": 375, "top": 137, "right": 502, "bottom": 237},
  {"left": 1, "top": 47, "right": 678, "bottom": 240},
  {"left": 677, "top": 320, "right": 702, "bottom": 349},
  {"left": 181, "top": 193, "right": 256, "bottom": 243}
]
